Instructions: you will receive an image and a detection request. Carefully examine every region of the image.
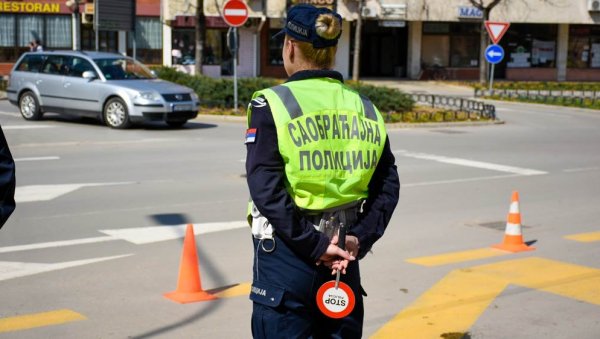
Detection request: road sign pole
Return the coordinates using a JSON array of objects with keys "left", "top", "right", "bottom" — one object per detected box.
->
[
  {"left": 222, "top": 0, "right": 248, "bottom": 114},
  {"left": 233, "top": 27, "right": 238, "bottom": 114},
  {"left": 489, "top": 63, "right": 495, "bottom": 93}
]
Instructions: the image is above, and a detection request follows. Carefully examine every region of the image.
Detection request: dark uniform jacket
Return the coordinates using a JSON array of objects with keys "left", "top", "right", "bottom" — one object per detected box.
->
[
  {"left": 245, "top": 70, "right": 400, "bottom": 263},
  {"left": 0, "top": 125, "right": 16, "bottom": 229}
]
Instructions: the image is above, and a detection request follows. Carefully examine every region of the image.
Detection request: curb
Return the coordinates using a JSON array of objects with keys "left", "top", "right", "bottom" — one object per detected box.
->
[
  {"left": 194, "top": 114, "right": 246, "bottom": 123},
  {"left": 194, "top": 114, "right": 504, "bottom": 128},
  {"left": 481, "top": 97, "right": 600, "bottom": 113},
  {"left": 386, "top": 119, "right": 504, "bottom": 129}
]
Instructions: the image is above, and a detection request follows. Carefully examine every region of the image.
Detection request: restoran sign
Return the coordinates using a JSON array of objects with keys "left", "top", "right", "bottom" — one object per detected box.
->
[{"left": 0, "top": 1, "right": 61, "bottom": 13}]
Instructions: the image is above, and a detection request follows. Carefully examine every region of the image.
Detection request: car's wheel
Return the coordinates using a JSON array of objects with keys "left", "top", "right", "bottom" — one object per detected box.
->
[
  {"left": 19, "top": 91, "right": 42, "bottom": 121},
  {"left": 166, "top": 120, "right": 188, "bottom": 128},
  {"left": 103, "top": 97, "right": 131, "bottom": 129}
]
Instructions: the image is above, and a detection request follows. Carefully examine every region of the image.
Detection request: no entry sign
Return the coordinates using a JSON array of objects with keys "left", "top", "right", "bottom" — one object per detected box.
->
[{"left": 222, "top": 0, "right": 249, "bottom": 27}]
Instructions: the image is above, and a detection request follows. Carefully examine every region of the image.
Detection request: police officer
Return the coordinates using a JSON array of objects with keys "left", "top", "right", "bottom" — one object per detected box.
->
[
  {"left": 0, "top": 125, "right": 16, "bottom": 229},
  {"left": 245, "top": 4, "right": 400, "bottom": 338}
]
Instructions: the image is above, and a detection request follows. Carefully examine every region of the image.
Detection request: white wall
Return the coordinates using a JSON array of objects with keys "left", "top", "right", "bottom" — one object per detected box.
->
[
  {"left": 238, "top": 28, "right": 256, "bottom": 77},
  {"left": 334, "top": 20, "right": 351, "bottom": 79}
]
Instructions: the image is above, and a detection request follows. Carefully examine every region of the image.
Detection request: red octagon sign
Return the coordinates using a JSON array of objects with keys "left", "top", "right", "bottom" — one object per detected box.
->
[{"left": 222, "top": 0, "right": 249, "bottom": 27}]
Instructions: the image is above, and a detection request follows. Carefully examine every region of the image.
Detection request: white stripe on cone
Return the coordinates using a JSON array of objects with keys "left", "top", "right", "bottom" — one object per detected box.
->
[
  {"left": 505, "top": 222, "right": 522, "bottom": 236},
  {"left": 509, "top": 201, "right": 519, "bottom": 213}
]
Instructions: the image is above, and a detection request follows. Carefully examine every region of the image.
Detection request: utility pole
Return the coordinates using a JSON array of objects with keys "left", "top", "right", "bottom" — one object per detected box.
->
[
  {"left": 66, "top": 0, "right": 81, "bottom": 50},
  {"left": 352, "top": 0, "right": 364, "bottom": 81}
]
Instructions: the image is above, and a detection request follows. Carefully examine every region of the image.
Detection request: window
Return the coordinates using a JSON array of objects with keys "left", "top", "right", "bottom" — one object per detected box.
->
[
  {"left": 128, "top": 17, "right": 162, "bottom": 65},
  {"left": 81, "top": 28, "right": 118, "bottom": 52},
  {"left": 450, "top": 35, "right": 479, "bottom": 67},
  {"left": 18, "top": 15, "right": 44, "bottom": 47},
  {"left": 41, "top": 55, "right": 71, "bottom": 75},
  {"left": 268, "top": 29, "right": 284, "bottom": 66},
  {"left": 422, "top": 22, "right": 480, "bottom": 68},
  {"left": 69, "top": 57, "right": 95, "bottom": 78},
  {"left": 45, "top": 16, "right": 72, "bottom": 48},
  {"left": 0, "top": 14, "right": 72, "bottom": 62},
  {"left": 504, "top": 24, "right": 557, "bottom": 68},
  {"left": 568, "top": 25, "right": 600, "bottom": 69},
  {"left": 15, "top": 54, "right": 45, "bottom": 72}
]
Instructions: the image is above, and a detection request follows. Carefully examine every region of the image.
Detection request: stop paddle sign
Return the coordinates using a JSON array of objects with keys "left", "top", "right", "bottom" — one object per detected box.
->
[{"left": 222, "top": 0, "right": 249, "bottom": 27}]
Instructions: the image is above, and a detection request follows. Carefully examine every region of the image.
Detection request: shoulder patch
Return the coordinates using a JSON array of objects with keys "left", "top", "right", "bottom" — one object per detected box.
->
[
  {"left": 245, "top": 128, "right": 257, "bottom": 144},
  {"left": 251, "top": 97, "right": 267, "bottom": 108}
]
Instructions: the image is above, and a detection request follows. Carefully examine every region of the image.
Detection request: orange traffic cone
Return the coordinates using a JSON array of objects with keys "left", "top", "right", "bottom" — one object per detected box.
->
[
  {"left": 164, "top": 224, "right": 217, "bottom": 303},
  {"left": 492, "top": 191, "right": 535, "bottom": 253}
]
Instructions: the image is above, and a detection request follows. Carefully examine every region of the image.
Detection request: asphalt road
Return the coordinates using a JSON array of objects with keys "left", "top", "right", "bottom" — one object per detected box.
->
[{"left": 0, "top": 98, "right": 599, "bottom": 338}]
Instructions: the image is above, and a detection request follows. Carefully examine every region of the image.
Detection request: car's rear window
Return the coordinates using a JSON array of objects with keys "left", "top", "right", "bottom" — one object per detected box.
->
[{"left": 15, "top": 54, "right": 45, "bottom": 73}]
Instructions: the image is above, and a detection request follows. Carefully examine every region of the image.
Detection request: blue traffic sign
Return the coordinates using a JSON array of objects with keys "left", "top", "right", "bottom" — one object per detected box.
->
[{"left": 485, "top": 44, "right": 504, "bottom": 64}]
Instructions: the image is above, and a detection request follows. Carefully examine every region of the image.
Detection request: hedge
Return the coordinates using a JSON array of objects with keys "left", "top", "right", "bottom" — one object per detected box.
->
[
  {"left": 153, "top": 67, "right": 414, "bottom": 114},
  {"left": 471, "top": 81, "right": 600, "bottom": 91}
]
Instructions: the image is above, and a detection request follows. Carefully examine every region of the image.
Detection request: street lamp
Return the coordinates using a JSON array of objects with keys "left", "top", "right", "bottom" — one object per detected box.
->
[{"left": 65, "top": 0, "right": 81, "bottom": 50}]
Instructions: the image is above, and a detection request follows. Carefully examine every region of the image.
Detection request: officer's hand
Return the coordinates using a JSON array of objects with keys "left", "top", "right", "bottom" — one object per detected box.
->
[
  {"left": 326, "top": 235, "right": 359, "bottom": 274},
  {"left": 317, "top": 243, "right": 355, "bottom": 270},
  {"left": 345, "top": 235, "right": 360, "bottom": 258}
]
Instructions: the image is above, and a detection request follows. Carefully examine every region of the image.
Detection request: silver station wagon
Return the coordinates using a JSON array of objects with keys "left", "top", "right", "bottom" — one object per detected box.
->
[{"left": 6, "top": 51, "right": 199, "bottom": 128}]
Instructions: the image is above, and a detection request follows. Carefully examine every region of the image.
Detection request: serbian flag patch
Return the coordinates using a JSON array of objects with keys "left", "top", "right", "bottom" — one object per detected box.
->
[{"left": 245, "top": 128, "right": 257, "bottom": 143}]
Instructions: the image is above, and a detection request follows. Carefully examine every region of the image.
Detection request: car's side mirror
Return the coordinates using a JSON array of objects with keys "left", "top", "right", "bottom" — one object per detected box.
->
[{"left": 82, "top": 71, "right": 97, "bottom": 81}]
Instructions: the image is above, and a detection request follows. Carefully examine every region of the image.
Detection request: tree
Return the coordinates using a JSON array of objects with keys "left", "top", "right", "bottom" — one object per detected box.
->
[
  {"left": 195, "top": 0, "right": 206, "bottom": 75},
  {"left": 351, "top": 0, "right": 365, "bottom": 81},
  {"left": 468, "top": 0, "right": 503, "bottom": 83}
]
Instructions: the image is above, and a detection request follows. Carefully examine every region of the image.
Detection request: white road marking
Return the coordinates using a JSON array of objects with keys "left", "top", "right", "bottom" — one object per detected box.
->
[
  {"left": 403, "top": 174, "right": 521, "bottom": 188},
  {"left": 15, "top": 156, "right": 60, "bottom": 162},
  {"left": 0, "top": 236, "right": 115, "bottom": 254},
  {"left": 0, "top": 255, "right": 132, "bottom": 282},
  {"left": 15, "top": 182, "right": 135, "bottom": 203},
  {"left": 0, "top": 221, "right": 248, "bottom": 254},
  {"left": 563, "top": 167, "right": 600, "bottom": 173},
  {"left": 15, "top": 138, "right": 181, "bottom": 148},
  {"left": 2, "top": 125, "right": 55, "bottom": 130},
  {"left": 394, "top": 150, "right": 547, "bottom": 176},
  {"left": 100, "top": 221, "right": 248, "bottom": 244}
]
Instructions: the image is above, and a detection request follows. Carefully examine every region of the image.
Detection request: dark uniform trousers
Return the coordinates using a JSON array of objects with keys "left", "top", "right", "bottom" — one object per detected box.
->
[{"left": 250, "top": 234, "right": 364, "bottom": 339}]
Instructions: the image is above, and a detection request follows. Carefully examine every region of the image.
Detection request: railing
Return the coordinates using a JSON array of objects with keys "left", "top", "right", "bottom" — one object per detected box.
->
[
  {"left": 410, "top": 93, "right": 496, "bottom": 120},
  {"left": 474, "top": 88, "right": 600, "bottom": 106}
]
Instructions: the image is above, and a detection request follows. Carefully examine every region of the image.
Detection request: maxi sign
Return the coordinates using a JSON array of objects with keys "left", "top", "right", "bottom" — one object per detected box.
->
[{"left": 458, "top": 6, "right": 483, "bottom": 19}]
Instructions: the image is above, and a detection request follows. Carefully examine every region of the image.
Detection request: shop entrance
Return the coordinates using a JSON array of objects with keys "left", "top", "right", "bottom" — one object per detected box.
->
[{"left": 358, "top": 20, "right": 408, "bottom": 78}]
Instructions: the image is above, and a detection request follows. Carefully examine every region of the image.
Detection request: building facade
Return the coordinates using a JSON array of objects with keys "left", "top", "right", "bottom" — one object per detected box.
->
[
  {"left": 0, "top": 0, "right": 162, "bottom": 75},
  {"left": 2, "top": 0, "right": 600, "bottom": 81}
]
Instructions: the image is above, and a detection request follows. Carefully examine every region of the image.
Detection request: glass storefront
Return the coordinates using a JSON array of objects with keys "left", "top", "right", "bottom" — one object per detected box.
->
[
  {"left": 503, "top": 24, "right": 557, "bottom": 69},
  {"left": 422, "top": 22, "right": 480, "bottom": 69},
  {"left": 0, "top": 13, "right": 71, "bottom": 61},
  {"left": 128, "top": 17, "right": 162, "bottom": 65},
  {"left": 568, "top": 25, "right": 600, "bottom": 69}
]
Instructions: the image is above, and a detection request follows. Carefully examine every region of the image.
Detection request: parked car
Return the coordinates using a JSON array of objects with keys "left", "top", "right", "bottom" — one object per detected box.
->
[{"left": 6, "top": 51, "right": 200, "bottom": 128}]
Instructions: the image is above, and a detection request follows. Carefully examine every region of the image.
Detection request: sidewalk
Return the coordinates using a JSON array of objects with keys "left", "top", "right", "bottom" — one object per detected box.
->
[
  {"left": 362, "top": 79, "right": 475, "bottom": 98},
  {"left": 0, "top": 80, "right": 476, "bottom": 102}
]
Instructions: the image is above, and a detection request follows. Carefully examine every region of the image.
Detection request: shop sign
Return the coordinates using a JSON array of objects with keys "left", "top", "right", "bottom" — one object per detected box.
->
[
  {"left": 287, "top": 0, "right": 335, "bottom": 12},
  {"left": 458, "top": 6, "right": 482, "bottom": 19},
  {"left": 0, "top": 1, "right": 60, "bottom": 13},
  {"left": 379, "top": 20, "right": 406, "bottom": 28}
]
